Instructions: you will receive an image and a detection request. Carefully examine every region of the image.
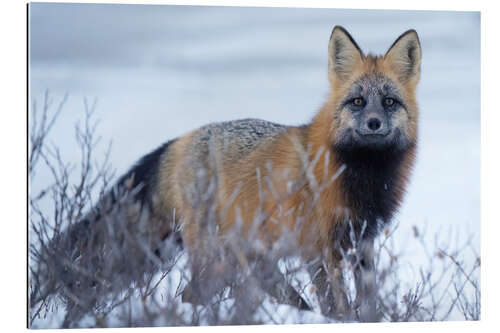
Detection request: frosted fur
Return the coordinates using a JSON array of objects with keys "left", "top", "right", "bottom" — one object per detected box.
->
[{"left": 192, "top": 118, "right": 288, "bottom": 160}]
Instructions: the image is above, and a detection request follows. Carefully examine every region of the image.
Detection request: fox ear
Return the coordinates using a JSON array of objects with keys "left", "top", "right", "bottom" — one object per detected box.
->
[
  {"left": 384, "top": 30, "right": 422, "bottom": 83},
  {"left": 328, "top": 26, "right": 364, "bottom": 83}
]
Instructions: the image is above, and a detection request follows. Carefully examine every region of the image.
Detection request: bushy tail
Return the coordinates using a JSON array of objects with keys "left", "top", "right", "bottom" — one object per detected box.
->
[{"left": 30, "top": 140, "right": 181, "bottom": 327}]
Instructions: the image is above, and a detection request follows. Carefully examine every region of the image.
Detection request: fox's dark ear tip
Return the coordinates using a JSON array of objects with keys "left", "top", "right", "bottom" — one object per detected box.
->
[
  {"left": 402, "top": 29, "right": 420, "bottom": 41},
  {"left": 330, "top": 26, "right": 354, "bottom": 42},
  {"left": 332, "top": 25, "right": 349, "bottom": 35}
]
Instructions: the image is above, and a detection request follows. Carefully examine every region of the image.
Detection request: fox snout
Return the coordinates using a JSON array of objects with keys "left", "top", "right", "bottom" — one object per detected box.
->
[
  {"left": 355, "top": 98, "right": 391, "bottom": 137},
  {"left": 354, "top": 116, "right": 392, "bottom": 149}
]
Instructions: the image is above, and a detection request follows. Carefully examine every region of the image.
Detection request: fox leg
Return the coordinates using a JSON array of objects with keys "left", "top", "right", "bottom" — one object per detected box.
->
[
  {"left": 353, "top": 239, "right": 377, "bottom": 322},
  {"left": 308, "top": 255, "right": 350, "bottom": 320},
  {"left": 181, "top": 252, "right": 231, "bottom": 306},
  {"left": 254, "top": 258, "right": 311, "bottom": 311},
  {"left": 180, "top": 237, "right": 231, "bottom": 306},
  {"left": 228, "top": 259, "right": 312, "bottom": 324}
]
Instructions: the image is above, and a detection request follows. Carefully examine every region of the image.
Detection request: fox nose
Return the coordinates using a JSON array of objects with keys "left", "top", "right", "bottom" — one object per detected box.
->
[
  {"left": 367, "top": 117, "right": 382, "bottom": 131},
  {"left": 359, "top": 114, "right": 389, "bottom": 136}
]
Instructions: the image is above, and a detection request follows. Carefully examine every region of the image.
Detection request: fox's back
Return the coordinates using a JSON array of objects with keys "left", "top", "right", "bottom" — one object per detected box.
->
[{"left": 189, "top": 118, "right": 288, "bottom": 162}]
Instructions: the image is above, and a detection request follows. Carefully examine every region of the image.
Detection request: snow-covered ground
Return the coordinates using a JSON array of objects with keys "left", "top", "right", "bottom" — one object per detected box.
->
[{"left": 28, "top": 3, "right": 480, "bottom": 327}]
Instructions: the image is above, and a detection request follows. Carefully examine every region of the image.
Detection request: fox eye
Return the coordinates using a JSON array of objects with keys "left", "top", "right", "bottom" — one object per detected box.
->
[
  {"left": 383, "top": 97, "right": 395, "bottom": 106},
  {"left": 352, "top": 97, "right": 365, "bottom": 106}
]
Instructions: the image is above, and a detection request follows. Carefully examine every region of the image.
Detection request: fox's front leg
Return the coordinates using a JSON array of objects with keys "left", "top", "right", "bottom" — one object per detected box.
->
[
  {"left": 353, "top": 239, "right": 377, "bottom": 322},
  {"left": 308, "top": 253, "right": 350, "bottom": 320}
]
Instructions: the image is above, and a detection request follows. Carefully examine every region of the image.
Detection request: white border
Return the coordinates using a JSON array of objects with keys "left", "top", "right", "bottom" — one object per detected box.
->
[{"left": 2, "top": 0, "right": 497, "bottom": 332}]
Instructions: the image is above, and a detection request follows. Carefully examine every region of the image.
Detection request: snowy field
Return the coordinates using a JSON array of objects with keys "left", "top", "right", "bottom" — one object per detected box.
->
[{"left": 28, "top": 3, "right": 480, "bottom": 327}]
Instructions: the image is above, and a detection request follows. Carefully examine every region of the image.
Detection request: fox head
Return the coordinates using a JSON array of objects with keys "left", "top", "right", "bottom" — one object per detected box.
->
[{"left": 325, "top": 26, "right": 421, "bottom": 153}]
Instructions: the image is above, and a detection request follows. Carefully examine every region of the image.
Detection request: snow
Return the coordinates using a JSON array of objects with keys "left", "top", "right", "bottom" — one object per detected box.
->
[{"left": 28, "top": 3, "right": 480, "bottom": 327}]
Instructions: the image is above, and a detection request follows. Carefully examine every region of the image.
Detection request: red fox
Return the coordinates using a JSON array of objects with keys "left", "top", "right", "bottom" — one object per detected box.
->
[{"left": 52, "top": 26, "right": 421, "bottom": 322}]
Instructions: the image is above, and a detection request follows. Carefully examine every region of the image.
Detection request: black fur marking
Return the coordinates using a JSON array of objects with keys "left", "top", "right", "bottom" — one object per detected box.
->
[
  {"left": 67, "top": 140, "right": 176, "bottom": 243},
  {"left": 334, "top": 145, "right": 411, "bottom": 244},
  {"left": 116, "top": 139, "right": 176, "bottom": 209}
]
